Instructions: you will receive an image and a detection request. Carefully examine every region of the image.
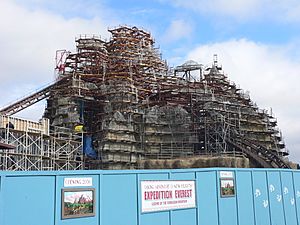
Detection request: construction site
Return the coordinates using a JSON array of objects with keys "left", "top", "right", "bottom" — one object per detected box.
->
[{"left": 0, "top": 26, "right": 295, "bottom": 171}]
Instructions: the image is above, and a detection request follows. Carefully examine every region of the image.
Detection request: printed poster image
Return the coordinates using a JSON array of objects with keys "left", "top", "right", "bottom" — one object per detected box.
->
[
  {"left": 141, "top": 180, "right": 196, "bottom": 213},
  {"left": 220, "top": 178, "right": 235, "bottom": 197},
  {"left": 62, "top": 188, "right": 95, "bottom": 219}
]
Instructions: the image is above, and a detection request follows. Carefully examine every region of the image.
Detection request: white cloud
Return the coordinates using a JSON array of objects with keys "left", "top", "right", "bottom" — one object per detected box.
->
[
  {"left": 167, "top": 0, "right": 300, "bottom": 22},
  {"left": 162, "top": 19, "right": 193, "bottom": 43},
  {"left": 0, "top": 0, "right": 115, "bottom": 119},
  {"left": 186, "top": 39, "right": 300, "bottom": 163},
  {"left": 1, "top": 0, "right": 299, "bottom": 164}
]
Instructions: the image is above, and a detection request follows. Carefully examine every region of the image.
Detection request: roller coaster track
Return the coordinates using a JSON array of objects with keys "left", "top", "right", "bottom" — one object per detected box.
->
[
  {"left": 0, "top": 76, "right": 69, "bottom": 116},
  {"left": 227, "top": 137, "right": 291, "bottom": 169},
  {"left": 0, "top": 75, "right": 291, "bottom": 169}
]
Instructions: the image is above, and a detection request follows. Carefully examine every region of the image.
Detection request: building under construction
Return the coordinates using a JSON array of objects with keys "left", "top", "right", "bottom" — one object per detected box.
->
[{"left": 0, "top": 26, "right": 294, "bottom": 171}]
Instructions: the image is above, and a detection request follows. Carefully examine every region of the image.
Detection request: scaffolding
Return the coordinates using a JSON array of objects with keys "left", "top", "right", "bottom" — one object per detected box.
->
[
  {"left": 0, "top": 115, "right": 83, "bottom": 171},
  {"left": 0, "top": 26, "right": 292, "bottom": 170}
]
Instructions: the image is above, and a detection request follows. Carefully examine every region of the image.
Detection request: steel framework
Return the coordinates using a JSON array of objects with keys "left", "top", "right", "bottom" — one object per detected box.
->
[
  {"left": 0, "top": 116, "right": 83, "bottom": 171},
  {"left": 0, "top": 26, "right": 292, "bottom": 170}
]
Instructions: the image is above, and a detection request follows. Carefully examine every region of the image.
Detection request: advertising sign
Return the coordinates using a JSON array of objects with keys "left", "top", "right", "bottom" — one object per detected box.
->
[
  {"left": 64, "top": 177, "right": 93, "bottom": 187},
  {"left": 141, "top": 180, "right": 196, "bottom": 213},
  {"left": 61, "top": 188, "right": 95, "bottom": 219},
  {"left": 220, "top": 171, "right": 234, "bottom": 178},
  {"left": 220, "top": 178, "right": 235, "bottom": 197}
]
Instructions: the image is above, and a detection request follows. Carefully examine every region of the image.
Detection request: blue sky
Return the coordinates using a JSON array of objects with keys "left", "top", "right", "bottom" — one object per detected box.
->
[
  {"left": 1, "top": 0, "right": 300, "bottom": 163},
  {"left": 15, "top": 0, "right": 300, "bottom": 63}
]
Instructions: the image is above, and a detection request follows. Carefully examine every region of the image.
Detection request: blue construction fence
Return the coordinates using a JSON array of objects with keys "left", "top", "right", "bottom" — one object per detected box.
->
[{"left": 0, "top": 168, "right": 300, "bottom": 225}]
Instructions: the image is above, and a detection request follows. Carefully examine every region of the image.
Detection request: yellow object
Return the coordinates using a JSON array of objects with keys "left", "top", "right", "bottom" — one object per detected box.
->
[{"left": 74, "top": 125, "right": 84, "bottom": 132}]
